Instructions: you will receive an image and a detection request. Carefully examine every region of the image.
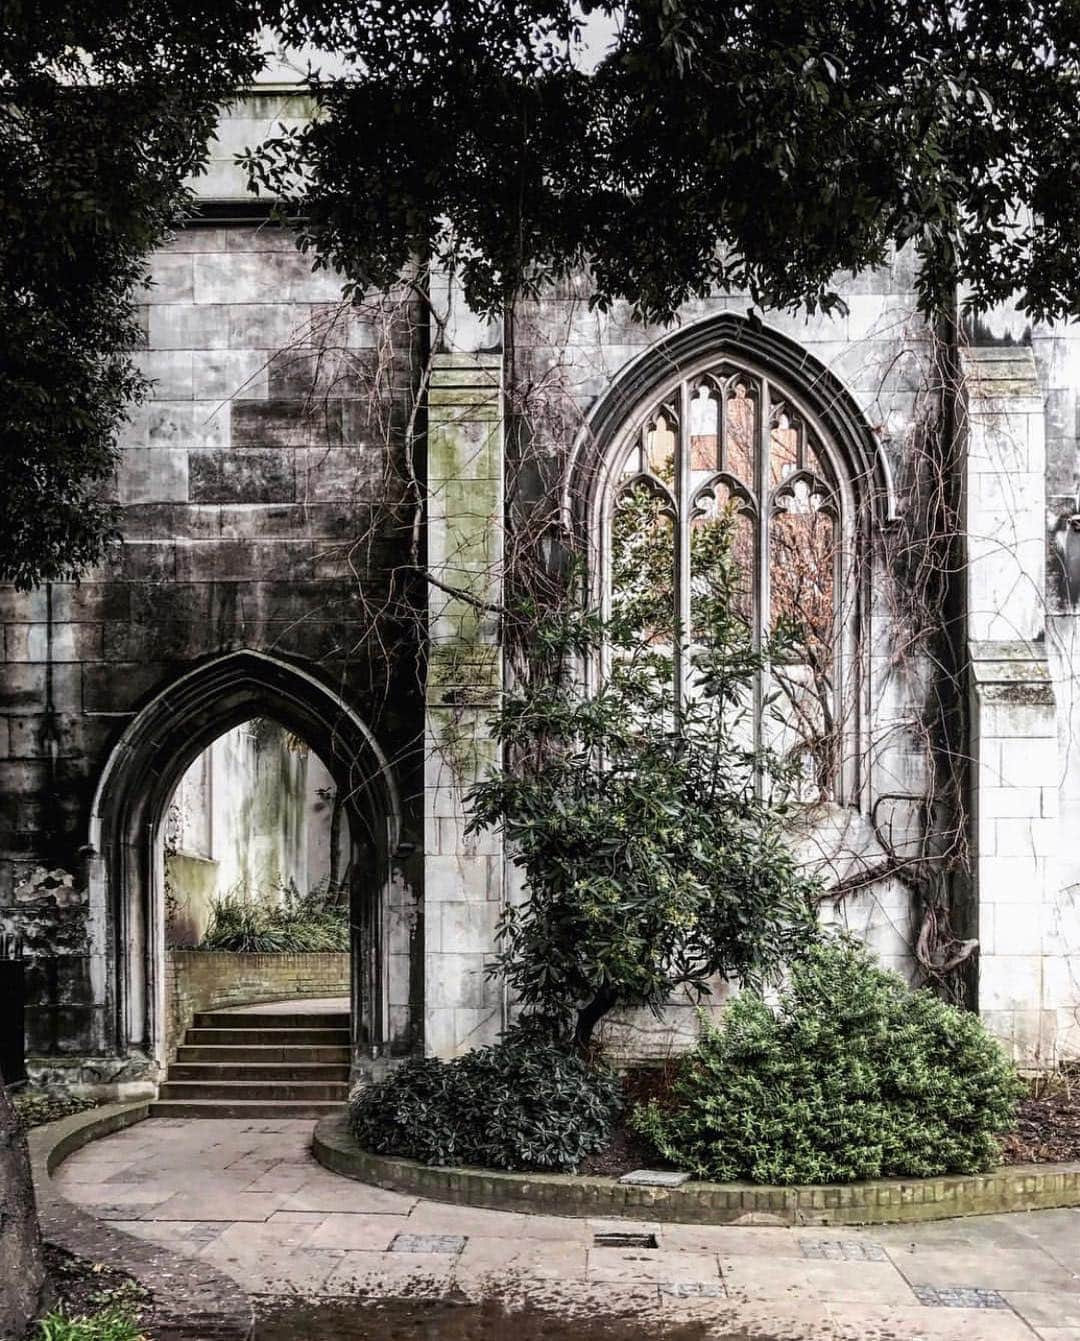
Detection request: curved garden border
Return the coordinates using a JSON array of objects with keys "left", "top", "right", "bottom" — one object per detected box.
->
[
  {"left": 314, "top": 1111, "right": 1080, "bottom": 1227},
  {"left": 28, "top": 1102, "right": 254, "bottom": 1340}
]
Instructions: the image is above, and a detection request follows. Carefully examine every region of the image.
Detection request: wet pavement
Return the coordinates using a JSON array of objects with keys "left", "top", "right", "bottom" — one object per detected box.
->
[{"left": 54, "top": 1116, "right": 1080, "bottom": 1340}]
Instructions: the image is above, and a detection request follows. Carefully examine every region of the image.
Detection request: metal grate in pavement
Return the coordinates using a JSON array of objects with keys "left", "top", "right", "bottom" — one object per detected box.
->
[
  {"left": 390, "top": 1233, "right": 467, "bottom": 1254},
  {"left": 594, "top": 1232, "right": 660, "bottom": 1249},
  {"left": 800, "top": 1239, "right": 887, "bottom": 1262},
  {"left": 914, "top": 1286, "right": 1008, "bottom": 1309}
]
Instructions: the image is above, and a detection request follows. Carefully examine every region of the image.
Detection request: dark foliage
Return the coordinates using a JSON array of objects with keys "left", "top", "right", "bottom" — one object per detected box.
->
[
  {"left": 252, "top": 1, "right": 1080, "bottom": 324},
  {"left": 351, "top": 1027, "right": 623, "bottom": 1172},
  {"left": 198, "top": 886, "right": 349, "bottom": 952},
  {"left": 0, "top": 2, "right": 268, "bottom": 587},
  {"left": 466, "top": 604, "right": 819, "bottom": 1048}
]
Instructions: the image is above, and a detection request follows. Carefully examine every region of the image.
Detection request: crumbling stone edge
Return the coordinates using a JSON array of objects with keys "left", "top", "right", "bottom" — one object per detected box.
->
[
  {"left": 28, "top": 1103, "right": 254, "bottom": 1341},
  {"left": 314, "top": 1110, "right": 1080, "bottom": 1227}
]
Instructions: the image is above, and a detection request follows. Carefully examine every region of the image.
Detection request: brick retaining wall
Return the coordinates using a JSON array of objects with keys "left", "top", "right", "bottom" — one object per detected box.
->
[
  {"left": 165, "top": 950, "right": 349, "bottom": 1058},
  {"left": 314, "top": 1112, "right": 1080, "bottom": 1227}
]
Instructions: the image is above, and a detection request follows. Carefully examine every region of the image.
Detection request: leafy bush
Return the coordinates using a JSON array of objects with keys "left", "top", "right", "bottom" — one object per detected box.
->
[
  {"left": 351, "top": 1027, "right": 622, "bottom": 1172},
  {"left": 633, "top": 941, "right": 1025, "bottom": 1184},
  {"left": 199, "top": 884, "right": 348, "bottom": 953},
  {"left": 36, "top": 1306, "right": 145, "bottom": 1341},
  {"left": 466, "top": 600, "right": 819, "bottom": 1048}
]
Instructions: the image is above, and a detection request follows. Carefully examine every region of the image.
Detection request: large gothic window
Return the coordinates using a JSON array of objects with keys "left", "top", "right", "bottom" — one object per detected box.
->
[{"left": 602, "top": 360, "right": 853, "bottom": 801}]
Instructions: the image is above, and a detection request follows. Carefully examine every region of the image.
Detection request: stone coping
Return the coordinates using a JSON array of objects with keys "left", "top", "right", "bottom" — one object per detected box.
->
[
  {"left": 28, "top": 1103, "right": 254, "bottom": 1340},
  {"left": 314, "top": 1111, "right": 1080, "bottom": 1227}
]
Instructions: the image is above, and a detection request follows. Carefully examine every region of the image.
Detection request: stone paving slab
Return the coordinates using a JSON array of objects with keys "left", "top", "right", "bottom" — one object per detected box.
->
[
  {"left": 50, "top": 1115, "right": 1080, "bottom": 1340},
  {"left": 304, "top": 1210, "right": 413, "bottom": 1250},
  {"left": 720, "top": 1255, "right": 919, "bottom": 1305},
  {"left": 586, "top": 1247, "right": 721, "bottom": 1285}
]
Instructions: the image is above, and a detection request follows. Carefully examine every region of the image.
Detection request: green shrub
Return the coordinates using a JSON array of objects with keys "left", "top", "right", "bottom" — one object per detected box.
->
[
  {"left": 633, "top": 940, "right": 1025, "bottom": 1184},
  {"left": 351, "top": 1027, "right": 622, "bottom": 1171},
  {"left": 36, "top": 1306, "right": 145, "bottom": 1341},
  {"left": 199, "top": 884, "right": 348, "bottom": 953}
]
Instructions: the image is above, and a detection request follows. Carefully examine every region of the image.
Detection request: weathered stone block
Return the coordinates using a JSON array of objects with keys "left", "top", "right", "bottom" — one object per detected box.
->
[
  {"left": 148, "top": 402, "right": 230, "bottom": 449},
  {"left": 233, "top": 398, "right": 341, "bottom": 448},
  {"left": 226, "top": 302, "right": 317, "bottom": 350},
  {"left": 216, "top": 502, "right": 309, "bottom": 540},
  {"left": 80, "top": 662, "right": 170, "bottom": 714},
  {"left": 192, "top": 251, "right": 345, "bottom": 306},
  {"left": 4, "top": 624, "right": 102, "bottom": 664},
  {"left": 192, "top": 349, "right": 269, "bottom": 401},
  {"left": 128, "top": 582, "right": 212, "bottom": 625},
  {"left": 0, "top": 666, "right": 80, "bottom": 715},
  {"left": 105, "top": 541, "right": 177, "bottom": 583},
  {"left": 148, "top": 303, "right": 230, "bottom": 351},
  {"left": 296, "top": 447, "right": 387, "bottom": 503},
  {"left": 135, "top": 350, "right": 194, "bottom": 399},
  {"left": 268, "top": 349, "right": 369, "bottom": 400},
  {"left": 188, "top": 448, "right": 296, "bottom": 504},
  {"left": 118, "top": 448, "right": 189, "bottom": 504},
  {"left": 141, "top": 252, "right": 194, "bottom": 304}
]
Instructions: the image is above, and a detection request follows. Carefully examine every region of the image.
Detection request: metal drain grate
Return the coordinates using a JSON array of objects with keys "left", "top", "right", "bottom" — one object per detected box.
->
[
  {"left": 593, "top": 1232, "right": 659, "bottom": 1249},
  {"left": 914, "top": 1286, "right": 1008, "bottom": 1309},
  {"left": 389, "top": 1233, "right": 467, "bottom": 1254},
  {"left": 801, "top": 1239, "right": 886, "bottom": 1262}
]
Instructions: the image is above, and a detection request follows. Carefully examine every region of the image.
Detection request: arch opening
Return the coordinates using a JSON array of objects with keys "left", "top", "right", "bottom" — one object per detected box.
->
[
  {"left": 163, "top": 717, "right": 351, "bottom": 953},
  {"left": 88, "top": 650, "right": 401, "bottom": 1077}
]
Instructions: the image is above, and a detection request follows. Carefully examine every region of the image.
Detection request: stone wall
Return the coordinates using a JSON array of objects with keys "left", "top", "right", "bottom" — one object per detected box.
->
[
  {"left": 5, "top": 82, "right": 1080, "bottom": 1074},
  {"left": 505, "top": 259, "right": 931, "bottom": 1054},
  {"left": 0, "top": 201, "right": 425, "bottom": 1078},
  {"left": 164, "top": 949, "right": 349, "bottom": 1059}
]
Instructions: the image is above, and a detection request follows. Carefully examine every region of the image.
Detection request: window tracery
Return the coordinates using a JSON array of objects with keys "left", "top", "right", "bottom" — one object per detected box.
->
[{"left": 603, "top": 360, "right": 851, "bottom": 800}]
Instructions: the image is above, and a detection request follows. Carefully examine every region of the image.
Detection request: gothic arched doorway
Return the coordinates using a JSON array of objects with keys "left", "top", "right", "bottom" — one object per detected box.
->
[{"left": 87, "top": 650, "right": 401, "bottom": 1078}]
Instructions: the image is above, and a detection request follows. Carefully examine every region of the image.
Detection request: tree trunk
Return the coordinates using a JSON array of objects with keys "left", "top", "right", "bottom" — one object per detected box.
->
[
  {"left": 573, "top": 986, "right": 618, "bottom": 1051},
  {"left": 0, "top": 1073, "right": 47, "bottom": 1338}
]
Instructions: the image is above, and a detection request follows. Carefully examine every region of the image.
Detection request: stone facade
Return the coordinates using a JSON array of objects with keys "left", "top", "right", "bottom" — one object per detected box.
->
[
  {"left": 0, "top": 137, "right": 426, "bottom": 1086},
  {"left": 3, "top": 90, "right": 1080, "bottom": 1085}
]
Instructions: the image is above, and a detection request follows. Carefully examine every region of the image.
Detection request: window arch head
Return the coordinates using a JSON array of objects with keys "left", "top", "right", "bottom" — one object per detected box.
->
[{"left": 574, "top": 323, "right": 880, "bottom": 805}]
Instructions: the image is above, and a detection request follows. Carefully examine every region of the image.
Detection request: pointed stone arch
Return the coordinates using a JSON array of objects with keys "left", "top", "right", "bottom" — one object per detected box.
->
[
  {"left": 564, "top": 312, "right": 894, "bottom": 811},
  {"left": 565, "top": 311, "right": 897, "bottom": 533},
  {"left": 87, "top": 650, "right": 401, "bottom": 1078}
]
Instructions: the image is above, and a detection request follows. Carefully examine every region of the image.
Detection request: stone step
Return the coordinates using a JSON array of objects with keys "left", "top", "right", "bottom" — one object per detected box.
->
[
  {"left": 193, "top": 1011, "right": 349, "bottom": 1030},
  {"left": 176, "top": 1044, "right": 350, "bottom": 1064},
  {"left": 184, "top": 1027, "right": 350, "bottom": 1047},
  {"left": 149, "top": 1098, "right": 344, "bottom": 1119},
  {"left": 158, "top": 1079, "right": 348, "bottom": 1102},
  {"left": 168, "top": 1061, "right": 350, "bottom": 1082}
]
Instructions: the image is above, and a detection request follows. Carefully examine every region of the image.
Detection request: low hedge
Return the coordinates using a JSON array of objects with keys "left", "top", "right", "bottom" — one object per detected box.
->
[{"left": 633, "top": 940, "right": 1025, "bottom": 1184}]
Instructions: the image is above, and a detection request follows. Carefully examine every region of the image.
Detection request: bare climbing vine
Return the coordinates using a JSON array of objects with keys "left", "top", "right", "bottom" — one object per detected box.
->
[{"left": 256, "top": 259, "right": 1034, "bottom": 1013}]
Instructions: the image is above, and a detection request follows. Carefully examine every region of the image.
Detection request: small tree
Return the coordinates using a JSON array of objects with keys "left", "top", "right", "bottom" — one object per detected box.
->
[{"left": 467, "top": 534, "right": 820, "bottom": 1048}]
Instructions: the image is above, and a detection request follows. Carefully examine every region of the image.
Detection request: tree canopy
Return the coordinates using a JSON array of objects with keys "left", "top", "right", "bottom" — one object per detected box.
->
[
  {"left": 7, "top": 0, "right": 1080, "bottom": 588},
  {"left": 0, "top": 1, "right": 269, "bottom": 588},
  {"left": 256, "top": 0, "right": 1080, "bottom": 324}
]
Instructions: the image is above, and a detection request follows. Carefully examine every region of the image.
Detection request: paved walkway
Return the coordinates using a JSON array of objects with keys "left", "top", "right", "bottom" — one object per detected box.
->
[{"left": 54, "top": 1117, "right": 1080, "bottom": 1340}]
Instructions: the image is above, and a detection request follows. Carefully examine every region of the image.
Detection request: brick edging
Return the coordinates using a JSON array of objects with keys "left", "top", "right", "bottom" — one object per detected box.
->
[
  {"left": 29, "top": 1104, "right": 254, "bottom": 1340},
  {"left": 313, "top": 1111, "right": 1080, "bottom": 1226}
]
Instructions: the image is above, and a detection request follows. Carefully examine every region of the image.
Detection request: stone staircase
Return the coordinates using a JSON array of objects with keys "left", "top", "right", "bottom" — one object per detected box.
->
[{"left": 151, "top": 1007, "right": 351, "bottom": 1118}]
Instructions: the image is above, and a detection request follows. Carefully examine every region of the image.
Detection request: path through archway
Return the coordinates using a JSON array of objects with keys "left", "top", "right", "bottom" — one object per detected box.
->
[{"left": 88, "top": 651, "right": 400, "bottom": 1082}]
